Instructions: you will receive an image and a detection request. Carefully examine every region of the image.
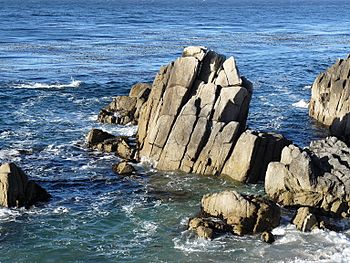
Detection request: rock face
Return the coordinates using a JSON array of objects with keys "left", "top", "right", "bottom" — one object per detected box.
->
[
  {"left": 221, "top": 130, "right": 290, "bottom": 183},
  {"left": 137, "top": 46, "right": 253, "bottom": 175},
  {"left": 266, "top": 136, "right": 350, "bottom": 218},
  {"left": 0, "top": 163, "right": 50, "bottom": 208},
  {"left": 98, "top": 83, "right": 151, "bottom": 125},
  {"left": 292, "top": 207, "right": 318, "bottom": 232},
  {"left": 309, "top": 55, "right": 350, "bottom": 142},
  {"left": 86, "top": 128, "right": 137, "bottom": 160},
  {"left": 112, "top": 161, "right": 135, "bottom": 175},
  {"left": 197, "top": 190, "right": 281, "bottom": 236}
]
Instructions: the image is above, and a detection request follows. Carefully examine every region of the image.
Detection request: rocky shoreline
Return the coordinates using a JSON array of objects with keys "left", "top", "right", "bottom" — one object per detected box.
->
[
  {"left": 85, "top": 47, "right": 350, "bottom": 242},
  {"left": 2, "top": 46, "right": 350, "bottom": 244}
]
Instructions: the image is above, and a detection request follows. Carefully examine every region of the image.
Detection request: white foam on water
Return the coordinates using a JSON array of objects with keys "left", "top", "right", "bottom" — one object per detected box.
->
[
  {"left": 304, "top": 85, "right": 312, "bottom": 89},
  {"left": 0, "top": 149, "right": 21, "bottom": 162},
  {"left": 292, "top": 99, "right": 309, "bottom": 108},
  {"left": 14, "top": 78, "right": 82, "bottom": 89},
  {"left": 0, "top": 208, "right": 21, "bottom": 222},
  {"left": 53, "top": 206, "right": 69, "bottom": 214}
]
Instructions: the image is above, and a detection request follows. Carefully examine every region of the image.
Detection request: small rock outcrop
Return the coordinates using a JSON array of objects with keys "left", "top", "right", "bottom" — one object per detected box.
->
[
  {"left": 86, "top": 128, "right": 137, "bottom": 160},
  {"left": 112, "top": 161, "right": 135, "bottom": 176},
  {"left": 188, "top": 190, "right": 280, "bottom": 238},
  {"left": 0, "top": 163, "right": 50, "bottom": 208},
  {"left": 266, "top": 136, "right": 350, "bottom": 218},
  {"left": 137, "top": 46, "right": 253, "bottom": 174},
  {"left": 221, "top": 130, "right": 290, "bottom": 183},
  {"left": 292, "top": 207, "right": 318, "bottom": 232},
  {"left": 98, "top": 83, "right": 151, "bottom": 125},
  {"left": 309, "top": 55, "right": 350, "bottom": 142},
  {"left": 261, "top": 231, "right": 275, "bottom": 244}
]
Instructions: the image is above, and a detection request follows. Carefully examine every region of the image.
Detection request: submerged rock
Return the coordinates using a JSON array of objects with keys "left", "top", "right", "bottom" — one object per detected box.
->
[
  {"left": 266, "top": 136, "right": 350, "bottom": 218},
  {"left": 188, "top": 190, "right": 280, "bottom": 239},
  {"left": 309, "top": 55, "right": 350, "bottom": 142},
  {"left": 98, "top": 83, "right": 151, "bottom": 125},
  {"left": 0, "top": 163, "right": 50, "bottom": 208}
]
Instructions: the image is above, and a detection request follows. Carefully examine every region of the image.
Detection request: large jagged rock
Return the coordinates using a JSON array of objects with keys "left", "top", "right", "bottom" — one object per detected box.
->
[
  {"left": 309, "top": 55, "right": 350, "bottom": 142},
  {"left": 137, "top": 46, "right": 253, "bottom": 174},
  {"left": 266, "top": 136, "right": 350, "bottom": 218},
  {"left": 0, "top": 163, "right": 50, "bottom": 208},
  {"left": 98, "top": 83, "right": 151, "bottom": 125},
  {"left": 221, "top": 130, "right": 291, "bottom": 183},
  {"left": 86, "top": 128, "right": 137, "bottom": 160},
  {"left": 196, "top": 190, "right": 281, "bottom": 236}
]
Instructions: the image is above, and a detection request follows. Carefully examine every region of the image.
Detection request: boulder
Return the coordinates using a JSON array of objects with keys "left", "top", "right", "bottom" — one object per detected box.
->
[
  {"left": 221, "top": 130, "right": 291, "bottom": 183},
  {"left": 292, "top": 207, "right": 318, "bottom": 232},
  {"left": 0, "top": 163, "right": 50, "bottom": 208},
  {"left": 137, "top": 47, "right": 254, "bottom": 175},
  {"left": 200, "top": 191, "right": 280, "bottom": 236},
  {"left": 86, "top": 129, "right": 137, "bottom": 160},
  {"left": 86, "top": 128, "right": 115, "bottom": 146},
  {"left": 309, "top": 55, "right": 350, "bottom": 142},
  {"left": 112, "top": 161, "right": 135, "bottom": 175},
  {"left": 98, "top": 83, "right": 151, "bottom": 125},
  {"left": 261, "top": 231, "right": 275, "bottom": 244},
  {"left": 196, "top": 226, "right": 213, "bottom": 240},
  {"left": 266, "top": 136, "right": 350, "bottom": 218}
]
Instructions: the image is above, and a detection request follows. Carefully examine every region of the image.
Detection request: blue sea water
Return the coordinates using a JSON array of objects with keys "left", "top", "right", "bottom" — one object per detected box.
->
[{"left": 1, "top": 0, "right": 350, "bottom": 262}]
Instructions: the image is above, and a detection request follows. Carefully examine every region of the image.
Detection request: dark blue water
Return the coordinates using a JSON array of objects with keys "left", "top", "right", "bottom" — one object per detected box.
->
[{"left": 1, "top": 0, "right": 350, "bottom": 262}]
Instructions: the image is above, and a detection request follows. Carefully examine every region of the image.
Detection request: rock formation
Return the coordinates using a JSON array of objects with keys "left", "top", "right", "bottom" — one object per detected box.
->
[
  {"left": 93, "top": 47, "right": 292, "bottom": 183},
  {"left": 292, "top": 207, "right": 318, "bottom": 232},
  {"left": 266, "top": 136, "right": 350, "bottom": 218},
  {"left": 136, "top": 47, "right": 253, "bottom": 174},
  {"left": 188, "top": 190, "right": 280, "bottom": 238},
  {"left": 221, "top": 130, "right": 290, "bottom": 183},
  {"left": 309, "top": 55, "right": 350, "bottom": 142},
  {"left": 86, "top": 128, "right": 137, "bottom": 160},
  {"left": 112, "top": 161, "right": 135, "bottom": 176},
  {"left": 98, "top": 83, "right": 151, "bottom": 125},
  {"left": 0, "top": 163, "right": 51, "bottom": 208}
]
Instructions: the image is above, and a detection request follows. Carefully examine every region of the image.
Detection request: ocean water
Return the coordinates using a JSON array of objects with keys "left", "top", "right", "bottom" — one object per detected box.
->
[{"left": 1, "top": 0, "right": 350, "bottom": 262}]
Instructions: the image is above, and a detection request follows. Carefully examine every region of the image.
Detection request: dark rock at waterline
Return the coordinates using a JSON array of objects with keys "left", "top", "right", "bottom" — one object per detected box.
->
[
  {"left": 112, "top": 161, "right": 135, "bottom": 176},
  {"left": 86, "top": 128, "right": 138, "bottom": 160},
  {"left": 97, "top": 83, "right": 151, "bottom": 125},
  {"left": 0, "top": 163, "right": 51, "bottom": 208},
  {"left": 188, "top": 190, "right": 280, "bottom": 239},
  {"left": 266, "top": 136, "right": 350, "bottom": 218},
  {"left": 309, "top": 54, "right": 350, "bottom": 143},
  {"left": 261, "top": 231, "right": 275, "bottom": 244}
]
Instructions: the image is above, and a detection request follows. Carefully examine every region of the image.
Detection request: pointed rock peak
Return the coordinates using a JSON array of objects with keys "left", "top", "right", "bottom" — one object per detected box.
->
[
  {"left": 182, "top": 46, "right": 208, "bottom": 61},
  {"left": 223, "top": 56, "right": 242, "bottom": 86}
]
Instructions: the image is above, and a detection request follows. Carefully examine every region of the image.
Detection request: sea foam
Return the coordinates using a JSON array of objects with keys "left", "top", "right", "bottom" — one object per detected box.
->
[{"left": 14, "top": 78, "right": 82, "bottom": 89}]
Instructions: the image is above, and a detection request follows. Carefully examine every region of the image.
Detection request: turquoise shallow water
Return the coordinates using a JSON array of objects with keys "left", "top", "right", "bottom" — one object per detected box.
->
[{"left": 1, "top": 0, "right": 350, "bottom": 262}]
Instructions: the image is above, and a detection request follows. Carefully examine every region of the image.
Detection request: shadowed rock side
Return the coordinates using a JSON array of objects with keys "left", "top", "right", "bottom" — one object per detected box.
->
[
  {"left": 266, "top": 136, "right": 350, "bottom": 218},
  {"left": 221, "top": 130, "right": 291, "bottom": 183},
  {"left": 188, "top": 190, "right": 280, "bottom": 238},
  {"left": 98, "top": 83, "right": 151, "bottom": 125},
  {"left": 137, "top": 46, "right": 253, "bottom": 175},
  {"left": 0, "top": 163, "right": 51, "bottom": 208},
  {"left": 86, "top": 129, "right": 138, "bottom": 160},
  {"left": 309, "top": 55, "right": 350, "bottom": 142}
]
